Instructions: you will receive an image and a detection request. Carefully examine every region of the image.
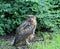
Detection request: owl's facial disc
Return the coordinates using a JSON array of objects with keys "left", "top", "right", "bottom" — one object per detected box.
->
[{"left": 26, "top": 15, "right": 36, "bottom": 22}]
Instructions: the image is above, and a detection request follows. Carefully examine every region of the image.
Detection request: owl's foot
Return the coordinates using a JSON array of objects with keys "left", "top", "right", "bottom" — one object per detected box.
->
[{"left": 26, "top": 38, "right": 30, "bottom": 45}]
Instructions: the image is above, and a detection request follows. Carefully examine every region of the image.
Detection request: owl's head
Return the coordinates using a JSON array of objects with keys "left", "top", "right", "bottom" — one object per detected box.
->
[
  {"left": 26, "top": 15, "right": 37, "bottom": 25},
  {"left": 26, "top": 15, "right": 36, "bottom": 22}
]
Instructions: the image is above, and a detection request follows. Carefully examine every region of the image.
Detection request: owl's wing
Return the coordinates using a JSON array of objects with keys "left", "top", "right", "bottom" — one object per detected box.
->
[
  {"left": 16, "top": 21, "right": 29, "bottom": 33},
  {"left": 18, "top": 25, "right": 35, "bottom": 39},
  {"left": 19, "top": 21, "right": 29, "bottom": 29}
]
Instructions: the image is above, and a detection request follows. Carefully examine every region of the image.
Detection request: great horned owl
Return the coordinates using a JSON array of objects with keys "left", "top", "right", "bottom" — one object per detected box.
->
[{"left": 13, "top": 15, "right": 37, "bottom": 47}]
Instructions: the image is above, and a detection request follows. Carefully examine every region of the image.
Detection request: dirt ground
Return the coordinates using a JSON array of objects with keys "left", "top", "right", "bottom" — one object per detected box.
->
[{"left": 0, "top": 34, "right": 43, "bottom": 49}]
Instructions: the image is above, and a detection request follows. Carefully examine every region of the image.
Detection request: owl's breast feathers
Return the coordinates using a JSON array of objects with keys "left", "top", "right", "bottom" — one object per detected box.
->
[{"left": 16, "top": 23, "right": 35, "bottom": 40}]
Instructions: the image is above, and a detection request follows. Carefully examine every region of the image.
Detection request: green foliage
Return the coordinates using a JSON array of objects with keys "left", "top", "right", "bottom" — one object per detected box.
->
[
  {"left": 0, "top": 40, "right": 15, "bottom": 49},
  {"left": 28, "top": 33, "right": 60, "bottom": 49},
  {"left": 35, "top": 0, "right": 60, "bottom": 33},
  {"left": 0, "top": 0, "right": 60, "bottom": 35},
  {"left": 0, "top": 0, "right": 39, "bottom": 35}
]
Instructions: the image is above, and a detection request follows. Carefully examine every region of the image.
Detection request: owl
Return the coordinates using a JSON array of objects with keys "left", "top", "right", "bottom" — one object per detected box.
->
[{"left": 13, "top": 15, "right": 37, "bottom": 47}]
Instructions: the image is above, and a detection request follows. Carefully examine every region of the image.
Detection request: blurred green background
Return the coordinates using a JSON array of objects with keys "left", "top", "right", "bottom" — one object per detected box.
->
[
  {"left": 0, "top": 0, "right": 60, "bottom": 49},
  {"left": 0, "top": 0, "right": 60, "bottom": 35}
]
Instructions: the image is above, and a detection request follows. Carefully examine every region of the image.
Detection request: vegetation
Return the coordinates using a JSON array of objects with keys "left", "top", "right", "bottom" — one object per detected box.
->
[
  {"left": 0, "top": 0, "right": 60, "bottom": 49},
  {"left": 0, "top": 0, "right": 60, "bottom": 35}
]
